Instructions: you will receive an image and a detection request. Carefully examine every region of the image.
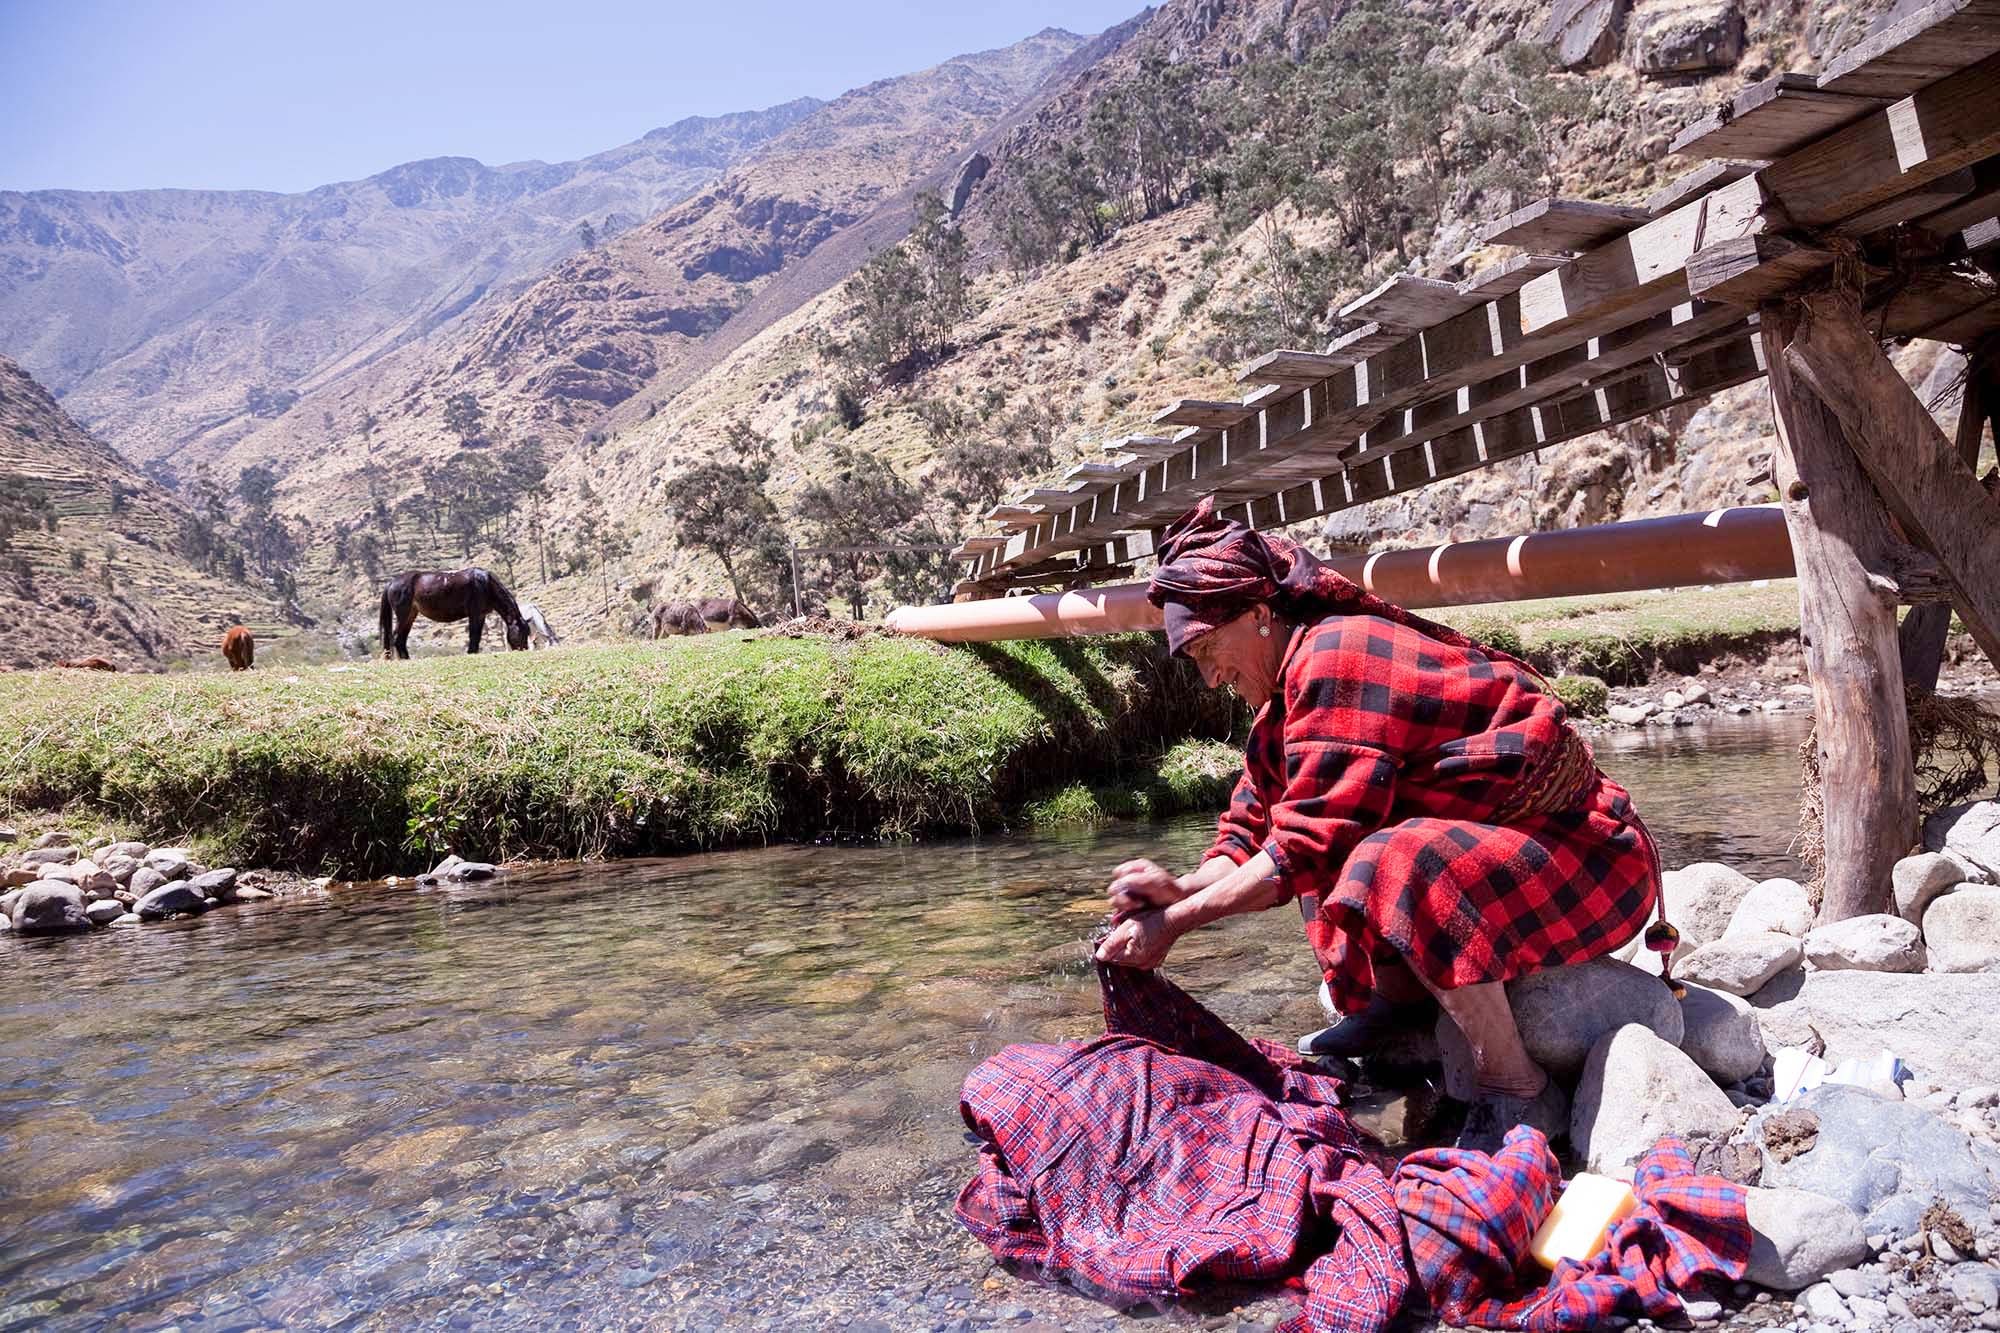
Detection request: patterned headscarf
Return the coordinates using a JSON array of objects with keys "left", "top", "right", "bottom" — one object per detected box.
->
[{"left": 1146, "top": 497, "right": 1483, "bottom": 657}]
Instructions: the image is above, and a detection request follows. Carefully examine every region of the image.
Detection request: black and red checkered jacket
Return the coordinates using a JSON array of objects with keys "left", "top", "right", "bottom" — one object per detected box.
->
[{"left": 1206, "top": 614, "right": 1658, "bottom": 1014}]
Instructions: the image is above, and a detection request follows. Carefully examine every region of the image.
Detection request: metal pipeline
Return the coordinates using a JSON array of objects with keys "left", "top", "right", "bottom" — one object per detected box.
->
[{"left": 884, "top": 505, "right": 1796, "bottom": 642}]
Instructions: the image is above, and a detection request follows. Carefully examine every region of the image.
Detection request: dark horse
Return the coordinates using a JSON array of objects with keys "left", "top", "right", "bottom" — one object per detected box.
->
[
  {"left": 379, "top": 568, "right": 530, "bottom": 659},
  {"left": 651, "top": 596, "right": 761, "bottom": 638}
]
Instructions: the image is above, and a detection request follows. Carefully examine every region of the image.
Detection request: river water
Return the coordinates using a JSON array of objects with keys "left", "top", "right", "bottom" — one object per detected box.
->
[{"left": 0, "top": 716, "right": 1816, "bottom": 1332}]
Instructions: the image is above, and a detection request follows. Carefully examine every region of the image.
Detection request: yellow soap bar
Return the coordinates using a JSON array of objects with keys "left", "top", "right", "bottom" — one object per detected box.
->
[{"left": 1529, "top": 1173, "right": 1639, "bottom": 1269}]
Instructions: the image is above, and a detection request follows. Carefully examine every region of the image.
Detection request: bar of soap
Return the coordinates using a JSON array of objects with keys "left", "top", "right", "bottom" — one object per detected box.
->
[{"left": 1529, "top": 1173, "right": 1639, "bottom": 1269}]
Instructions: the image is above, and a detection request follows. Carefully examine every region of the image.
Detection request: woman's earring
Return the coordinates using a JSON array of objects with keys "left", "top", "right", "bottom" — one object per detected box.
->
[{"left": 1258, "top": 625, "right": 1270, "bottom": 638}]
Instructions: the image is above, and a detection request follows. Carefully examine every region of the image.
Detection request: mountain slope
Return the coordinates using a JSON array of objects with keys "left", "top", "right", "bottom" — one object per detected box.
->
[
  {"left": 0, "top": 99, "right": 822, "bottom": 466},
  {"left": 0, "top": 356, "right": 293, "bottom": 670}
]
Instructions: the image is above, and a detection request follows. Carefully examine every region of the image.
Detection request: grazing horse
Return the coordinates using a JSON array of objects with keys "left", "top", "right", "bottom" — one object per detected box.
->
[
  {"left": 55, "top": 657, "right": 118, "bottom": 671},
  {"left": 379, "top": 568, "right": 530, "bottom": 659},
  {"left": 651, "top": 596, "right": 760, "bottom": 638},
  {"left": 517, "top": 601, "right": 561, "bottom": 649},
  {"left": 222, "top": 625, "right": 255, "bottom": 671}
]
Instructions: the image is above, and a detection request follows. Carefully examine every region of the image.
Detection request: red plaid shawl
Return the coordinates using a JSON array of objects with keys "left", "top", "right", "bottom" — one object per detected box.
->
[
  {"left": 956, "top": 964, "right": 1751, "bottom": 1333},
  {"left": 1207, "top": 613, "right": 1659, "bottom": 1014}
]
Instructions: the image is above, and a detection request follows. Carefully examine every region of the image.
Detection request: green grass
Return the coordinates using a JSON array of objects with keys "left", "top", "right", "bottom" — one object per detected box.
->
[
  {"left": 0, "top": 631, "right": 1237, "bottom": 877},
  {"left": 1020, "top": 738, "right": 1242, "bottom": 828},
  {"left": 1455, "top": 580, "right": 1803, "bottom": 685}
]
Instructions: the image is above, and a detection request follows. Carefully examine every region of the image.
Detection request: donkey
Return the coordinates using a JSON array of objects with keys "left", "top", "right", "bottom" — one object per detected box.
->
[{"left": 651, "top": 596, "right": 761, "bottom": 638}]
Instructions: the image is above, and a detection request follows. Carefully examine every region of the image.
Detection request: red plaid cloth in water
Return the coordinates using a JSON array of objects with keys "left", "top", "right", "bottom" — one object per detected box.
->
[
  {"left": 1207, "top": 613, "right": 1659, "bottom": 1014},
  {"left": 1394, "top": 1127, "right": 1752, "bottom": 1330},
  {"left": 956, "top": 962, "right": 1409, "bottom": 1333}
]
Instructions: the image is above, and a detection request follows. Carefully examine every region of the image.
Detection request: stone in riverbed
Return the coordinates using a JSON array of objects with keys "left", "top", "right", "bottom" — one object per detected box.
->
[
  {"left": 1895, "top": 852, "right": 1966, "bottom": 925},
  {"left": 30, "top": 831, "right": 73, "bottom": 850},
  {"left": 1751, "top": 971, "right": 2000, "bottom": 1092},
  {"left": 1802, "top": 915, "right": 1925, "bottom": 973},
  {"left": 230, "top": 885, "right": 275, "bottom": 902},
  {"left": 143, "top": 849, "right": 192, "bottom": 881},
  {"left": 20, "top": 846, "right": 77, "bottom": 868},
  {"left": 1727, "top": 877, "right": 1814, "bottom": 939},
  {"left": 2, "top": 866, "right": 37, "bottom": 888},
  {"left": 98, "top": 853, "right": 142, "bottom": 887},
  {"left": 1571, "top": 1024, "right": 1740, "bottom": 1174},
  {"left": 0, "top": 888, "right": 18, "bottom": 919},
  {"left": 1678, "top": 983, "right": 1767, "bottom": 1084},
  {"left": 1757, "top": 1084, "right": 2000, "bottom": 1220},
  {"left": 188, "top": 868, "right": 237, "bottom": 898},
  {"left": 1928, "top": 802, "right": 2000, "bottom": 881},
  {"left": 136, "top": 882, "right": 207, "bottom": 920},
  {"left": 1608, "top": 702, "right": 1656, "bottom": 725},
  {"left": 1659, "top": 862, "right": 1758, "bottom": 964},
  {"left": 1796, "top": 1280, "right": 1849, "bottom": 1323},
  {"left": 1680, "top": 931, "right": 1803, "bottom": 996},
  {"left": 9, "top": 881, "right": 91, "bottom": 934},
  {"left": 1506, "top": 956, "right": 1684, "bottom": 1077},
  {"left": 1924, "top": 887, "right": 2000, "bottom": 973},
  {"left": 102, "top": 840, "right": 149, "bottom": 861},
  {"left": 127, "top": 867, "right": 167, "bottom": 899},
  {"left": 84, "top": 899, "right": 124, "bottom": 926}
]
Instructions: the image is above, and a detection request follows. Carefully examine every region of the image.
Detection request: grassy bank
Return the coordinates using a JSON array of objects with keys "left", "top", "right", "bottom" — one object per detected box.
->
[
  {"left": 0, "top": 631, "right": 1238, "bottom": 878},
  {"left": 1458, "top": 580, "right": 1803, "bottom": 685}
]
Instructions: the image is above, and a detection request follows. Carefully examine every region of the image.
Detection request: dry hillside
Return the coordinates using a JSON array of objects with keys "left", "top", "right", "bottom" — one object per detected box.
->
[{"left": 0, "top": 357, "right": 294, "bottom": 670}]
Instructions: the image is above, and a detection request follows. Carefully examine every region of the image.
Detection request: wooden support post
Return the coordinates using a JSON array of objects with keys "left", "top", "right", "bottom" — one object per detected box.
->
[
  {"left": 1897, "top": 346, "right": 1996, "bottom": 691},
  {"left": 1784, "top": 292, "right": 2000, "bottom": 671},
  {"left": 1761, "top": 303, "right": 1917, "bottom": 922}
]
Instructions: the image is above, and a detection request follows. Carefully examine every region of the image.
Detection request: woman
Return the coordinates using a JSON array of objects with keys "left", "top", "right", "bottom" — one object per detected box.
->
[{"left": 1095, "top": 498, "right": 1661, "bottom": 1150}]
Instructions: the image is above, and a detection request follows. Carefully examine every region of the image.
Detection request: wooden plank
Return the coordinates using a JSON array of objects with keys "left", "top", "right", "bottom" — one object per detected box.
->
[
  {"left": 1064, "top": 460, "right": 1138, "bottom": 483},
  {"left": 1869, "top": 266, "right": 2000, "bottom": 339},
  {"left": 1153, "top": 399, "right": 1253, "bottom": 429},
  {"left": 1454, "top": 254, "right": 1568, "bottom": 298},
  {"left": 1761, "top": 300, "right": 1916, "bottom": 922},
  {"left": 1104, "top": 434, "right": 1179, "bottom": 458},
  {"left": 1326, "top": 321, "right": 1403, "bottom": 361},
  {"left": 1479, "top": 198, "right": 1650, "bottom": 252},
  {"left": 1338, "top": 274, "right": 1475, "bottom": 331},
  {"left": 1238, "top": 349, "right": 1362, "bottom": 387},
  {"left": 1645, "top": 160, "right": 1762, "bottom": 215},
  {"left": 1913, "top": 157, "right": 2000, "bottom": 235},
  {"left": 1020, "top": 487, "right": 1082, "bottom": 506},
  {"left": 1833, "top": 165, "right": 1978, "bottom": 235},
  {"left": 1817, "top": 0, "right": 2000, "bottom": 98},
  {"left": 1924, "top": 293, "right": 2000, "bottom": 343},
  {"left": 1764, "top": 50, "right": 2000, "bottom": 229},
  {"left": 1899, "top": 350, "right": 1995, "bottom": 690},
  {"left": 1686, "top": 234, "right": 1837, "bottom": 304},
  {"left": 1784, "top": 289, "right": 2000, "bottom": 670},
  {"left": 982, "top": 504, "right": 1039, "bottom": 523},
  {"left": 1669, "top": 74, "right": 1886, "bottom": 162}
]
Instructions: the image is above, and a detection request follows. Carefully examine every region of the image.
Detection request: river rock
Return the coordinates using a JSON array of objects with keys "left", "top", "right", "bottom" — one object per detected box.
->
[
  {"left": 0, "top": 888, "right": 18, "bottom": 919},
  {"left": 1728, "top": 877, "right": 1814, "bottom": 939},
  {"left": 0, "top": 824, "right": 18, "bottom": 842},
  {"left": 136, "top": 882, "right": 207, "bottom": 920},
  {"left": 1541, "top": 0, "right": 1627, "bottom": 69},
  {"left": 143, "top": 849, "right": 191, "bottom": 881},
  {"left": 1608, "top": 703, "right": 1656, "bottom": 725},
  {"left": 231, "top": 885, "right": 275, "bottom": 902},
  {"left": 10, "top": 881, "right": 91, "bottom": 934},
  {"left": 31, "top": 831, "right": 73, "bottom": 850},
  {"left": 1626, "top": 0, "right": 1745, "bottom": 75},
  {"left": 103, "top": 840, "right": 149, "bottom": 861},
  {"left": 1681, "top": 931, "right": 1803, "bottom": 995},
  {"left": 1797, "top": 1281, "right": 1849, "bottom": 1323},
  {"left": 1803, "top": 915, "right": 1926, "bottom": 973},
  {"left": 21, "top": 846, "right": 77, "bottom": 868},
  {"left": 84, "top": 899, "right": 124, "bottom": 926},
  {"left": 127, "top": 866, "right": 167, "bottom": 899},
  {"left": 1758, "top": 1084, "right": 2000, "bottom": 1219},
  {"left": 1928, "top": 802, "right": 2000, "bottom": 880},
  {"left": 1660, "top": 862, "right": 1757, "bottom": 963},
  {"left": 1506, "top": 956, "right": 1684, "bottom": 1076},
  {"left": 3, "top": 866, "right": 38, "bottom": 888},
  {"left": 1753, "top": 971, "right": 2000, "bottom": 1092},
  {"left": 1571, "top": 1024, "right": 1741, "bottom": 1174},
  {"left": 1895, "top": 852, "right": 1965, "bottom": 925},
  {"left": 99, "top": 852, "right": 142, "bottom": 886},
  {"left": 188, "top": 868, "right": 238, "bottom": 898},
  {"left": 1924, "top": 887, "right": 2000, "bottom": 973},
  {"left": 1679, "top": 983, "right": 1767, "bottom": 1084}
]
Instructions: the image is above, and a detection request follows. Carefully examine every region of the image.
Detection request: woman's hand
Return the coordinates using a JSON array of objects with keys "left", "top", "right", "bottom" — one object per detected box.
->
[
  {"left": 1107, "top": 858, "right": 1188, "bottom": 919},
  {"left": 1094, "top": 909, "right": 1178, "bottom": 970}
]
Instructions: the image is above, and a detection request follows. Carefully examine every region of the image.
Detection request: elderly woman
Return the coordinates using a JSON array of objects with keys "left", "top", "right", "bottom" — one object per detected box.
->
[{"left": 1095, "top": 499, "right": 1662, "bottom": 1149}]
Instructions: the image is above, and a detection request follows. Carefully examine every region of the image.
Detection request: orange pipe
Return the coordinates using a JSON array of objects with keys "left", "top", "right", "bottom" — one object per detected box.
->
[{"left": 885, "top": 505, "right": 1796, "bottom": 642}]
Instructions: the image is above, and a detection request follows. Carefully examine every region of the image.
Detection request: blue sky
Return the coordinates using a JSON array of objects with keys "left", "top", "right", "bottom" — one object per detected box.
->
[{"left": 0, "top": 0, "right": 1142, "bottom": 193}]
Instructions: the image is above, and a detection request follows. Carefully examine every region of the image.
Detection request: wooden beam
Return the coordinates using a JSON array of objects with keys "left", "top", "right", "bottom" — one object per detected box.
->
[
  {"left": 1339, "top": 275, "right": 1474, "bottom": 330},
  {"left": 1687, "top": 235, "right": 1837, "bottom": 304},
  {"left": 1816, "top": 0, "right": 2000, "bottom": 98},
  {"left": 1899, "top": 347, "right": 1995, "bottom": 690},
  {"left": 1784, "top": 290, "right": 2000, "bottom": 671},
  {"left": 1455, "top": 253, "right": 1570, "bottom": 298},
  {"left": 1479, "top": 198, "right": 1650, "bottom": 252},
  {"left": 1761, "top": 301, "right": 1915, "bottom": 922},
  {"left": 1645, "top": 160, "right": 1763, "bottom": 215},
  {"left": 1668, "top": 73, "right": 1885, "bottom": 162},
  {"left": 1238, "top": 350, "right": 1356, "bottom": 386},
  {"left": 1153, "top": 399, "right": 1251, "bottom": 429},
  {"left": 1912, "top": 158, "right": 2000, "bottom": 236},
  {"left": 1834, "top": 166, "right": 1980, "bottom": 236}
]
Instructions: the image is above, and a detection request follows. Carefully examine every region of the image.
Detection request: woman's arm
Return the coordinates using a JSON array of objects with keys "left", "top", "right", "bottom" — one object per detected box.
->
[{"left": 1094, "top": 849, "right": 1286, "bottom": 968}]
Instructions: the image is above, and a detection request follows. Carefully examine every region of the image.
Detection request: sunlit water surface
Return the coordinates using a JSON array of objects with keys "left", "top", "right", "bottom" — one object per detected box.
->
[{"left": 0, "top": 715, "right": 1817, "bottom": 1331}]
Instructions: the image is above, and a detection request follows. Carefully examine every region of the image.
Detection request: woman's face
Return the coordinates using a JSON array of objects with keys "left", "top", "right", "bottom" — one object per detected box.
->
[{"left": 1184, "top": 604, "right": 1286, "bottom": 708}]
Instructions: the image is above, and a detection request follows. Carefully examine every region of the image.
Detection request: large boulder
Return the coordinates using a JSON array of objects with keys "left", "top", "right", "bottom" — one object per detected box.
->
[
  {"left": 188, "top": 868, "right": 238, "bottom": 899},
  {"left": 1571, "top": 1024, "right": 1741, "bottom": 1174},
  {"left": 9, "top": 881, "right": 91, "bottom": 934},
  {"left": 1927, "top": 801, "right": 2000, "bottom": 880},
  {"left": 1541, "top": 0, "right": 1628, "bottom": 69},
  {"left": 1726, "top": 877, "right": 1814, "bottom": 939},
  {"left": 1751, "top": 971, "right": 2000, "bottom": 1091},
  {"left": 1757, "top": 1083, "right": 2000, "bottom": 1220},
  {"left": 1923, "top": 886, "right": 2000, "bottom": 973},
  {"left": 1625, "top": 0, "right": 1746, "bottom": 75},
  {"left": 1802, "top": 914, "right": 1925, "bottom": 973},
  {"left": 136, "top": 882, "right": 207, "bottom": 920},
  {"left": 1506, "top": 956, "right": 1684, "bottom": 1077},
  {"left": 1679, "top": 931, "right": 1803, "bottom": 996},
  {"left": 1742, "top": 1186, "right": 1870, "bottom": 1291},
  {"left": 1678, "top": 983, "right": 1767, "bottom": 1084},
  {"left": 1656, "top": 862, "right": 1757, "bottom": 964},
  {"left": 1894, "top": 852, "right": 1965, "bottom": 924}
]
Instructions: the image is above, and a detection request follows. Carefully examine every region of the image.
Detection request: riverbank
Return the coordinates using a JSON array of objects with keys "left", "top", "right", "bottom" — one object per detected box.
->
[{"left": 0, "top": 630, "right": 1238, "bottom": 879}]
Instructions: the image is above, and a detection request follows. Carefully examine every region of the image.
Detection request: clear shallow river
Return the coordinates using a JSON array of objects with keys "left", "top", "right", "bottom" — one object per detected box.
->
[{"left": 0, "top": 715, "right": 1816, "bottom": 1332}]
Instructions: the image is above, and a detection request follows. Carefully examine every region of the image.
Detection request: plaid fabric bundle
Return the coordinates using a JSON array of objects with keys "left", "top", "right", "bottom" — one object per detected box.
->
[
  {"left": 956, "top": 962, "right": 1409, "bottom": 1333},
  {"left": 1394, "top": 1128, "right": 1752, "bottom": 1330},
  {"left": 1207, "top": 612, "right": 1659, "bottom": 1015}
]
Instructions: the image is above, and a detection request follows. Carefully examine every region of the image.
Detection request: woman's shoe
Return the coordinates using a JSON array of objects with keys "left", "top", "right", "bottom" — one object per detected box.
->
[{"left": 1295, "top": 991, "right": 1436, "bottom": 1059}]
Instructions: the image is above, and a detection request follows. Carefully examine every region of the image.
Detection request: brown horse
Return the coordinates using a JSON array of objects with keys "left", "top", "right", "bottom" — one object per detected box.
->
[
  {"left": 222, "top": 625, "right": 254, "bottom": 671},
  {"left": 651, "top": 596, "right": 760, "bottom": 638},
  {"left": 55, "top": 657, "right": 118, "bottom": 671},
  {"left": 379, "top": 568, "right": 530, "bottom": 659}
]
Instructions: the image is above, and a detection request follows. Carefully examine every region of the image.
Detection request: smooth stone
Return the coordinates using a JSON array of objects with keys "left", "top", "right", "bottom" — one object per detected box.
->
[
  {"left": 1507, "top": 956, "right": 1685, "bottom": 1077},
  {"left": 1745, "top": 1187, "right": 1870, "bottom": 1290},
  {"left": 9, "top": 881, "right": 91, "bottom": 934},
  {"left": 1928, "top": 802, "right": 2000, "bottom": 880},
  {"left": 136, "top": 882, "right": 208, "bottom": 921},
  {"left": 2, "top": 867, "right": 39, "bottom": 888},
  {"left": 1728, "top": 878, "right": 1814, "bottom": 939},
  {"left": 84, "top": 899, "right": 124, "bottom": 926},
  {"left": 30, "top": 831, "right": 73, "bottom": 850},
  {"left": 1681, "top": 1296, "right": 1721, "bottom": 1321},
  {"left": 98, "top": 853, "right": 142, "bottom": 886},
  {"left": 20, "top": 846, "right": 78, "bottom": 867},
  {"left": 187, "top": 868, "right": 237, "bottom": 897},
  {"left": 231, "top": 885, "right": 275, "bottom": 902},
  {"left": 1680, "top": 932, "right": 1803, "bottom": 996},
  {"left": 1678, "top": 983, "right": 1767, "bottom": 1084},
  {"left": 1844, "top": 1294, "right": 1889, "bottom": 1328},
  {"left": 1758, "top": 1084, "right": 2000, "bottom": 1220},
  {"left": 1609, "top": 703, "right": 1657, "bottom": 725},
  {"left": 142, "top": 849, "right": 191, "bottom": 881},
  {"left": 1827, "top": 1267, "right": 1885, "bottom": 1298},
  {"left": 1802, "top": 915, "right": 1925, "bottom": 973},
  {"left": 1657, "top": 862, "right": 1758, "bottom": 964},
  {"left": 1895, "top": 853, "right": 1966, "bottom": 925},
  {"left": 1751, "top": 972, "right": 2000, "bottom": 1092},
  {"left": 1571, "top": 1024, "right": 1740, "bottom": 1174},
  {"left": 1953, "top": 1263, "right": 2000, "bottom": 1312},
  {"left": 111, "top": 912, "right": 141, "bottom": 926},
  {"left": 127, "top": 866, "right": 167, "bottom": 898},
  {"left": 102, "top": 841, "right": 149, "bottom": 861},
  {"left": 1796, "top": 1281, "right": 1848, "bottom": 1323},
  {"left": 1924, "top": 887, "right": 2000, "bottom": 973}
]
